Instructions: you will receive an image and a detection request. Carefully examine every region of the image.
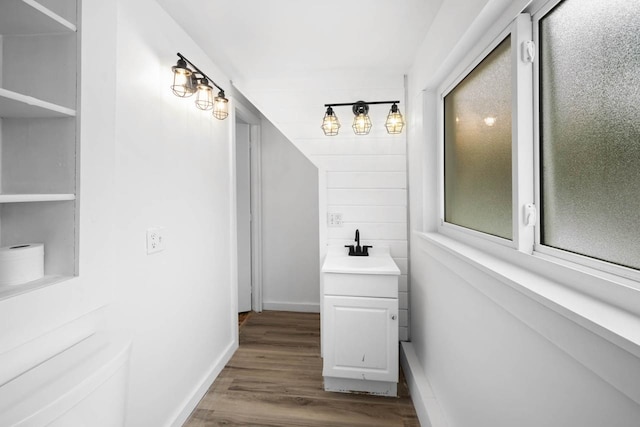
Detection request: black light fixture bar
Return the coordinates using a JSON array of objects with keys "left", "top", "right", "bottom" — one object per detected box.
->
[
  {"left": 172, "top": 53, "right": 229, "bottom": 120},
  {"left": 177, "top": 52, "right": 225, "bottom": 94},
  {"left": 321, "top": 100, "right": 405, "bottom": 136},
  {"left": 324, "top": 100, "right": 400, "bottom": 107}
]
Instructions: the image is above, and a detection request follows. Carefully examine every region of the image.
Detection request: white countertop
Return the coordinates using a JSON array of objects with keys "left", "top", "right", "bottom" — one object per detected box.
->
[{"left": 321, "top": 246, "right": 400, "bottom": 275}]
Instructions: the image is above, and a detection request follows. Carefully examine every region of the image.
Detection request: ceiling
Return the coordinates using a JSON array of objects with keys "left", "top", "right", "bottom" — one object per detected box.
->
[{"left": 156, "top": 0, "right": 444, "bottom": 81}]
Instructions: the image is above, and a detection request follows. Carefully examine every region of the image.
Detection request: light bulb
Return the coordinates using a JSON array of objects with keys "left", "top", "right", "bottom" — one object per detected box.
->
[
  {"left": 213, "top": 92, "right": 229, "bottom": 120},
  {"left": 195, "top": 79, "right": 214, "bottom": 110},
  {"left": 385, "top": 104, "right": 405, "bottom": 134},
  {"left": 321, "top": 107, "right": 340, "bottom": 136},
  {"left": 171, "top": 59, "right": 194, "bottom": 97},
  {"left": 351, "top": 102, "right": 372, "bottom": 135},
  {"left": 352, "top": 113, "right": 372, "bottom": 135}
]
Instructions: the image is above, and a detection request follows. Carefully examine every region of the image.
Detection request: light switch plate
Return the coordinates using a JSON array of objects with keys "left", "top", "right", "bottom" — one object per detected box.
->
[
  {"left": 146, "top": 227, "right": 166, "bottom": 254},
  {"left": 328, "top": 213, "right": 343, "bottom": 227}
]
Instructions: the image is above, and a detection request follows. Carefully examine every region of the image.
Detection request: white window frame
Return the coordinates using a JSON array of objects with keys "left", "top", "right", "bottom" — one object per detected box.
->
[
  {"left": 531, "top": 0, "right": 640, "bottom": 283},
  {"left": 437, "top": 14, "right": 535, "bottom": 254},
  {"left": 437, "top": 0, "right": 640, "bottom": 284},
  {"left": 425, "top": 0, "right": 640, "bottom": 375}
]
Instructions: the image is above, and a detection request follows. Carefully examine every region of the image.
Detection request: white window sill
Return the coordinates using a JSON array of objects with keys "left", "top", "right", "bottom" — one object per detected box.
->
[
  {"left": 414, "top": 230, "right": 640, "bottom": 405},
  {"left": 415, "top": 231, "right": 640, "bottom": 360}
]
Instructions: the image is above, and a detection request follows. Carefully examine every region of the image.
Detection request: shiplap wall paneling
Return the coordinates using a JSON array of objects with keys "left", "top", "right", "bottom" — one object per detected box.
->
[
  {"left": 327, "top": 172, "right": 407, "bottom": 189},
  {"left": 313, "top": 155, "right": 406, "bottom": 172}
]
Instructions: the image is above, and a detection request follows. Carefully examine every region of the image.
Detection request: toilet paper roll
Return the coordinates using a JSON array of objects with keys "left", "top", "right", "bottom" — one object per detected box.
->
[{"left": 0, "top": 244, "right": 44, "bottom": 286}]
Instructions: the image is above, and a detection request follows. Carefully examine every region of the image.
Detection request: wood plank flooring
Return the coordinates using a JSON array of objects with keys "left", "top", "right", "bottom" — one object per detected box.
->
[{"left": 183, "top": 311, "right": 420, "bottom": 427}]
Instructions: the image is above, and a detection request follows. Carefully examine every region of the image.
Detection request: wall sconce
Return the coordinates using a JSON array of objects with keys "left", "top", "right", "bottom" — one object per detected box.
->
[
  {"left": 351, "top": 102, "right": 372, "bottom": 135},
  {"left": 385, "top": 103, "right": 405, "bottom": 134},
  {"left": 321, "top": 100, "right": 404, "bottom": 136},
  {"left": 171, "top": 53, "right": 229, "bottom": 120},
  {"left": 321, "top": 106, "right": 341, "bottom": 136}
]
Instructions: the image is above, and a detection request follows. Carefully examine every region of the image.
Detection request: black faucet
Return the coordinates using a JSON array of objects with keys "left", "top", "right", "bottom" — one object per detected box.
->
[{"left": 345, "top": 229, "right": 372, "bottom": 256}]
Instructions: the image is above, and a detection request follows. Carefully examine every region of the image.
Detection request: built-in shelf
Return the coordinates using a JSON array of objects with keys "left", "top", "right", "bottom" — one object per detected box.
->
[
  {"left": 0, "top": 88, "right": 76, "bottom": 119},
  {"left": 0, "top": 0, "right": 79, "bottom": 291},
  {"left": 0, "top": 275, "right": 71, "bottom": 301},
  {"left": 0, "top": 194, "right": 76, "bottom": 203},
  {"left": 0, "top": 0, "right": 76, "bottom": 35}
]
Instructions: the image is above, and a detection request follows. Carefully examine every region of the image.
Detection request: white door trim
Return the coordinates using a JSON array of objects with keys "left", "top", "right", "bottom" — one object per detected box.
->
[{"left": 234, "top": 100, "right": 263, "bottom": 313}]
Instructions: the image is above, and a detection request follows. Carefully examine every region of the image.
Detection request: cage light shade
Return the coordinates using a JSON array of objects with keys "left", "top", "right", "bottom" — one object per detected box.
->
[
  {"left": 385, "top": 104, "right": 405, "bottom": 134},
  {"left": 321, "top": 107, "right": 340, "bottom": 136},
  {"left": 195, "top": 79, "right": 214, "bottom": 110},
  {"left": 171, "top": 59, "right": 194, "bottom": 97},
  {"left": 352, "top": 113, "right": 372, "bottom": 135},
  {"left": 213, "top": 92, "right": 229, "bottom": 120}
]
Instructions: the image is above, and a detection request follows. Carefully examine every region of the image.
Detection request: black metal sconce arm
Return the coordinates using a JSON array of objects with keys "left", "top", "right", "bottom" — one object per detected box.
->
[
  {"left": 324, "top": 100, "right": 400, "bottom": 108},
  {"left": 177, "top": 52, "right": 226, "bottom": 96}
]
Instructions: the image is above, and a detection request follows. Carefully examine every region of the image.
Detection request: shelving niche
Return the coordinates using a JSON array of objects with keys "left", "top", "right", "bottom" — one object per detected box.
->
[{"left": 0, "top": 0, "right": 79, "bottom": 295}]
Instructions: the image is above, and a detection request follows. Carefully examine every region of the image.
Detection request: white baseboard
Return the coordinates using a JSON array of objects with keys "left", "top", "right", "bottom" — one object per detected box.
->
[
  {"left": 400, "top": 342, "right": 448, "bottom": 427},
  {"left": 262, "top": 301, "right": 320, "bottom": 313},
  {"left": 168, "top": 340, "right": 238, "bottom": 427}
]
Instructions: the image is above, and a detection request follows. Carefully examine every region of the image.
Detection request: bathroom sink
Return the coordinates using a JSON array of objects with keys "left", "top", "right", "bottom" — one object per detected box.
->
[
  {"left": 321, "top": 246, "right": 400, "bottom": 298},
  {"left": 322, "top": 245, "right": 400, "bottom": 276},
  {"left": 321, "top": 252, "right": 400, "bottom": 275}
]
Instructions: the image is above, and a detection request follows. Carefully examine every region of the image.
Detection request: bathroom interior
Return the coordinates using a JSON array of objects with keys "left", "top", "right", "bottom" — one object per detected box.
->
[{"left": 0, "top": 0, "right": 639, "bottom": 426}]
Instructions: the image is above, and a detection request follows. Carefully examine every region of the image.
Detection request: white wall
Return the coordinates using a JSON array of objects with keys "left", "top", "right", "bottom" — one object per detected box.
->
[
  {"left": 0, "top": 1, "right": 238, "bottom": 427},
  {"left": 411, "top": 235, "right": 640, "bottom": 427},
  {"left": 0, "top": 0, "right": 117, "bottom": 380},
  {"left": 405, "top": 0, "right": 640, "bottom": 426},
  {"left": 109, "top": 1, "right": 236, "bottom": 425},
  {"left": 237, "top": 70, "right": 410, "bottom": 339},
  {"left": 261, "top": 120, "right": 319, "bottom": 312}
]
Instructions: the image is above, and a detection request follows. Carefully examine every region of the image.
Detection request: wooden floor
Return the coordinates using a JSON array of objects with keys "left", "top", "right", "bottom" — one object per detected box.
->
[{"left": 183, "top": 311, "right": 420, "bottom": 426}]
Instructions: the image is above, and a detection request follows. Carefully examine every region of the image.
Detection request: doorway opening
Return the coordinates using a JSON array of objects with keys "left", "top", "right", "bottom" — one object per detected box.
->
[
  {"left": 234, "top": 99, "right": 262, "bottom": 317},
  {"left": 236, "top": 117, "right": 252, "bottom": 313}
]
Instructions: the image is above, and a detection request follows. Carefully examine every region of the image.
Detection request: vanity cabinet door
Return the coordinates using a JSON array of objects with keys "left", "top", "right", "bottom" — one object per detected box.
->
[{"left": 323, "top": 295, "right": 398, "bottom": 382}]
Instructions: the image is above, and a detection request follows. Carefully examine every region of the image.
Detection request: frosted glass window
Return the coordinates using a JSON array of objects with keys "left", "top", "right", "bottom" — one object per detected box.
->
[
  {"left": 540, "top": 0, "right": 640, "bottom": 269},
  {"left": 444, "top": 36, "right": 512, "bottom": 240}
]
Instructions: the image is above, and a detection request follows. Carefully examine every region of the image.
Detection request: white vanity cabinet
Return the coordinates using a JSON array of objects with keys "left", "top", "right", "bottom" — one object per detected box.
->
[
  {"left": 321, "top": 247, "right": 400, "bottom": 396},
  {"left": 323, "top": 294, "right": 399, "bottom": 378}
]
